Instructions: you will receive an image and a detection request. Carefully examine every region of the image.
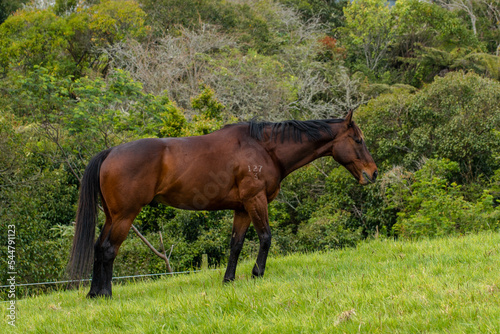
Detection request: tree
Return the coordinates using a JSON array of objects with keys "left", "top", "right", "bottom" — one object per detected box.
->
[
  {"left": 343, "top": 0, "right": 395, "bottom": 73},
  {"left": 357, "top": 71, "right": 500, "bottom": 179},
  {"left": 0, "top": 0, "right": 29, "bottom": 24},
  {"left": 0, "top": 9, "right": 72, "bottom": 76},
  {"left": 277, "top": 0, "right": 348, "bottom": 31},
  {"left": 479, "top": 0, "right": 500, "bottom": 55},
  {"left": 435, "top": 0, "right": 479, "bottom": 35},
  {"left": 390, "top": 0, "right": 481, "bottom": 85},
  {"left": 65, "top": 0, "right": 149, "bottom": 76},
  {"left": 0, "top": 1, "right": 150, "bottom": 78}
]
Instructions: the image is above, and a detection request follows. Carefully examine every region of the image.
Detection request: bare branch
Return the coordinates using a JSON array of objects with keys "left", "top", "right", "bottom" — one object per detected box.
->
[
  {"left": 159, "top": 231, "right": 173, "bottom": 273},
  {"left": 435, "top": 0, "right": 478, "bottom": 35},
  {"left": 130, "top": 224, "right": 173, "bottom": 268}
]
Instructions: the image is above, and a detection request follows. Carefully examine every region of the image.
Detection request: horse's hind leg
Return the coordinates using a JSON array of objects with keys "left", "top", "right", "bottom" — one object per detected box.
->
[
  {"left": 88, "top": 203, "right": 140, "bottom": 298},
  {"left": 87, "top": 205, "right": 112, "bottom": 298}
]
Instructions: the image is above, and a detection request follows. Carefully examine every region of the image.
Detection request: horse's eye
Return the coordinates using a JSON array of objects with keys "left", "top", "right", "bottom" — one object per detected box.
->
[{"left": 355, "top": 138, "right": 362, "bottom": 144}]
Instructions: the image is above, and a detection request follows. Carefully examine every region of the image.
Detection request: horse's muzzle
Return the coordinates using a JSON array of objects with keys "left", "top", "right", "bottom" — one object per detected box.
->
[{"left": 361, "top": 170, "right": 378, "bottom": 185}]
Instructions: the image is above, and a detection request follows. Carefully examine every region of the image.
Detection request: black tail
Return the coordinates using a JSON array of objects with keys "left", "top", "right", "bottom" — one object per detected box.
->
[{"left": 68, "top": 149, "right": 112, "bottom": 281}]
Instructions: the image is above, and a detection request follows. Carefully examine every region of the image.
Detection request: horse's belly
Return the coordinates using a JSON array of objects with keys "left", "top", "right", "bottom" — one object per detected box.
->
[{"left": 154, "top": 186, "right": 243, "bottom": 211}]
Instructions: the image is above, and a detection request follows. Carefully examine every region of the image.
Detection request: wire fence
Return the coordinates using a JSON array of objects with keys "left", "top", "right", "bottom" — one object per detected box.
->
[{"left": 0, "top": 269, "right": 219, "bottom": 303}]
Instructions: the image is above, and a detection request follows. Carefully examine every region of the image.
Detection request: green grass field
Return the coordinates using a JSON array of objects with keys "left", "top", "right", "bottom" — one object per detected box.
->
[{"left": 2, "top": 232, "right": 500, "bottom": 333}]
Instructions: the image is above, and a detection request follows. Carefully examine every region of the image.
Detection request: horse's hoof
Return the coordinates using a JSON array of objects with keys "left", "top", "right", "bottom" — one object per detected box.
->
[
  {"left": 86, "top": 290, "right": 112, "bottom": 298},
  {"left": 252, "top": 271, "right": 264, "bottom": 278},
  {"left": 86, "top": 291, "right": 97, "bottom": 299},
  {"left": 223, "top": 277, "right": 235, "bottom": 284}
]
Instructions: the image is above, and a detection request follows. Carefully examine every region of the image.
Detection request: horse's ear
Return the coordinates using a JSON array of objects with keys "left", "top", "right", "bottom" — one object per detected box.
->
[{"left": 345, "top": 109, "right": 354, "bottom": 126}]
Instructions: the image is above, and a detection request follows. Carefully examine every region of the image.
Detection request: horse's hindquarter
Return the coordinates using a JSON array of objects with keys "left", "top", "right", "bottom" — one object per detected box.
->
[{"left": 99, "top": 138, "right": 168, "bottom": 217}]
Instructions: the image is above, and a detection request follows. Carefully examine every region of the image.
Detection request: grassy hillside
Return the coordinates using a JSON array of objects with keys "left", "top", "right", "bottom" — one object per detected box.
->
[{"left": 3, "top": 232, "right": 500, "bottom": 333}]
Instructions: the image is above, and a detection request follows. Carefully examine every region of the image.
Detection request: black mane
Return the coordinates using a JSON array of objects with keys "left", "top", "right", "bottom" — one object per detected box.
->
[{"left": 247, "top": 119, "right": 344, "bottom": 143}]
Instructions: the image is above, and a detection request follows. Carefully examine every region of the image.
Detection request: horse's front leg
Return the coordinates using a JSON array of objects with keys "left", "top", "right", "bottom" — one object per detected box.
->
[
  {"left": 223, "top": 210, "right": 251, "bottom": 282},
  {"left": 244, "top": 192, "right": 272, "bottom": 278}
]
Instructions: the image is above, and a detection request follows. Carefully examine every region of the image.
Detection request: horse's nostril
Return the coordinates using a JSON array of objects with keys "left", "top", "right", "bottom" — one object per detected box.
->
[{"left": 373, "top": 170, "right": 378, "bottom": 181}]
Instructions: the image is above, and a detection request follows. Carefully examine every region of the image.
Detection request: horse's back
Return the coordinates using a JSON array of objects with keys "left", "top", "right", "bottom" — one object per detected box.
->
[
  {"left": 154, "top": 131, "right": 249, "bottom": 210},
  {"left": 99, "top": 129, "right": 252, "bottom": 211}
]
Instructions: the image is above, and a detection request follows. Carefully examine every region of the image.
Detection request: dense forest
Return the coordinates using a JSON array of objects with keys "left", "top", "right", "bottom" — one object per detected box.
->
[{"left": 0, "top": 0, "right": 499, "bottom": 291}]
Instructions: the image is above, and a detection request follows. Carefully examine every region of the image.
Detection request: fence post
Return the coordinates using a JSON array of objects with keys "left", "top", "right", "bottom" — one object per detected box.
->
[{"left": 201, "top": 254, "right": 208, "bottom": 271}]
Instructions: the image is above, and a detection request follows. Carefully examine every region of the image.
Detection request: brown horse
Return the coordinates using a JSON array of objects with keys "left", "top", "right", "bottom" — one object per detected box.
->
[{"left": 68, "top": 110, "right": 378, "bottom": 298}]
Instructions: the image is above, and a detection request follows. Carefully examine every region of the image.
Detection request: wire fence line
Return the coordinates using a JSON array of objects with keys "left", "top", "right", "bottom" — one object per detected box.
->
[
  {"left": 0, "top": 269, "right": 220, "bottom": 303},
  {"left": 0, "top": 269, "right": 221, "bottom": 289}
]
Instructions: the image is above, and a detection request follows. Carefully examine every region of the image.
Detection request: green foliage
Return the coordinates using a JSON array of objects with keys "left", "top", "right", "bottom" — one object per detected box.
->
[
  {"left": 490, "top": 169, "right": 500, "bottom": 202},
  {"left": 388, "top": 159, "right": 500, "bottom": 239},
  {"left": 355, "top": 87, "right": 414, "bottom": 170},
  {"left": 159, "top": 101, "right": 187, "bottom": 138},
  {"left": 0, "top": 1, "right": 149, "bottom": 78},
  {"left": 394, "top": 0, "right": 479, "bottom": 52},
  {"left": 11, "top": 66, "right": 73, "bottom": 121},
  {"left": 67, "top": 69, "right": 165, "bottom": 140},
  {"left": 0, "top": 114, "right": 78, "bottom": 287},
  {"left": 456, "top": 52, "right": 500, "bottom": 80},
  {"left": 319, "top": 167, "right": 394, "bottom": 236},
  {"left": 4, "top": 168, "right": 76, "bottom": 283},
  {"left": 54, "top": 0, "right": 79, "bottom": 16},
  {"left": 66, "top": 0, "right": 150, "bottom": 76},
  {"left": 343, "top": 0, "right": 395, "bottom": 73},
  {"left": 185, "top": 85, "right": 226, "bottom": 135},
  {"left": 0, "top": 9, "right": 73, "bottom": 76},
  {"left": 78, "top": 0, "right": 149, "bottom": 42},
  {"left": 272, "top": 163, "right": 394, "bottom": 253},
  {"left": 356, "top": 72, "right": 499, "bottom": 239},
  {"left": 296, "top": 207, "right": 361, "bottom": 251},
  {"left": 400, "top": 46, "right": 497, "bottom": 85},
  {"left": 277, "top": 0, "right": 348, "bottom": 30},
  {"left": 450, "top": 0, "right": 500, "bottom": 54},
  {"left": 358, "top": 72, "right": 500, "bottom": 178},
  {"left": 191, "top": 85, "right": 225, "bottom": 121},
  {"left": 341, "top": 0, "right": 482, "bottom": 84},
  {"left": 275, "top": 162, "right": 331, "bottom": 225},
  {"left": 0, "top": 0, "right": 29, "bottom": 24},
  {"left": 8, "top": 66, "right": 180, "bottom": 154},
  {"left": 390, "top": 0, "right": 481, "bottom": 86},
  {"left": 0, "top": 66, "right": 190, "bottom": 289},
  {"left": 404, "top": 72, "right": 500, "bottom": 177},
  {"left": 391, "top": 0, "right": 445, "bottom": 58},
  {"left": 139, "top": 0, "right": 275, "bottom": 53}
]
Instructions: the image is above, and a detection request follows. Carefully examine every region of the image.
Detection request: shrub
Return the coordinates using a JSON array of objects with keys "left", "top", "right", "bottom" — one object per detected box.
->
[
  {"left": 296, "top": 206, "right": 361, "bottom": 252},
  {"left": 389, "top": 159, "right": 500, "bottom": 239}
]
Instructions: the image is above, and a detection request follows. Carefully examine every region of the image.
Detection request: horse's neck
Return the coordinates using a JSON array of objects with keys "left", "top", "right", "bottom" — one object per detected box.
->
[{"left": 268, "top": 134, "right": 335, "bottom": 179}]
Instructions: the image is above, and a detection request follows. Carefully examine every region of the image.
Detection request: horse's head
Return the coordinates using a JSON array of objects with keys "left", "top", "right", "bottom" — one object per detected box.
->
[{"left": 331, "top": 110, "right": 378, "bottom": 185}]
